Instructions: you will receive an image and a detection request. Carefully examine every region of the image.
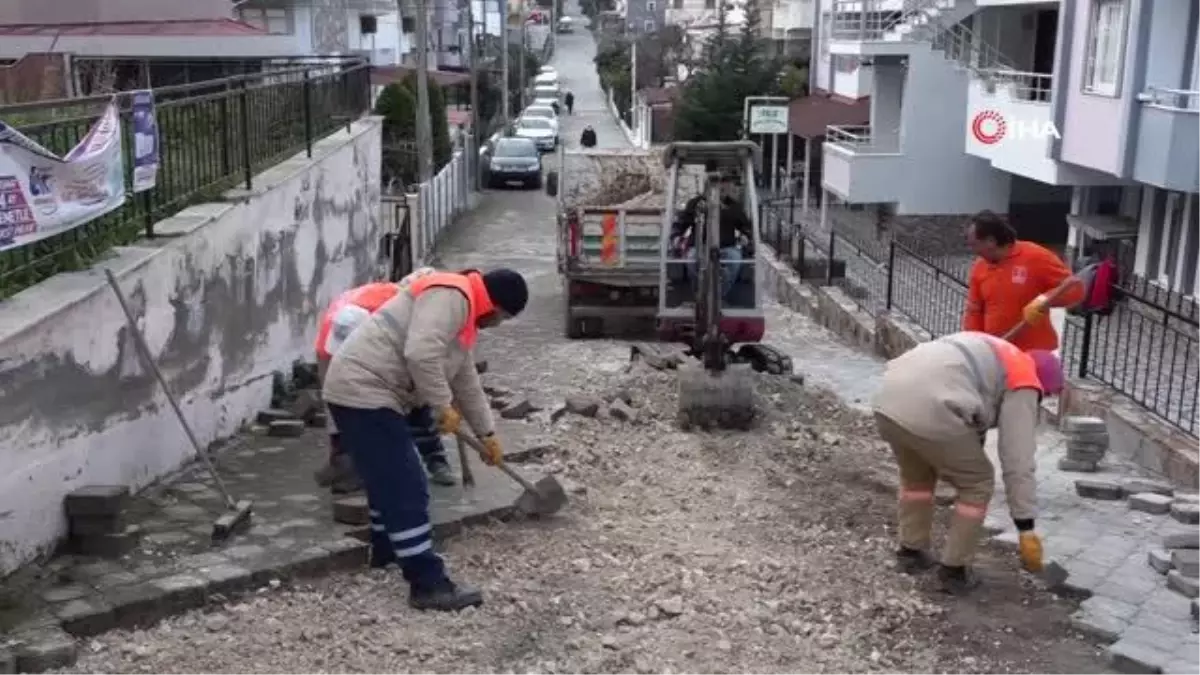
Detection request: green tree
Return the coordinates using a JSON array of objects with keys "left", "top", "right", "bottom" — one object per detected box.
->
[
  {"left": 400, "top": 72, "right": 453, "bottom": 171},
  {"left": 673, "top": 0, "right": 782, "bottom": 141},
  {"left": 506, "top": 43, "right": 543, "bottom": 116},
  {"left": 779, "top": 62, "right": 809, "bottom": 98},
  {"left": 374, "top": 82, "right": 419, "bottom": 187}
]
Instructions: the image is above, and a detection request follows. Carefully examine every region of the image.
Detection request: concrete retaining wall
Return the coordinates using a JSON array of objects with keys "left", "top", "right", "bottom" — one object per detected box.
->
[{"left": 0, "top": 118, "right": 384, "bottom": 576}]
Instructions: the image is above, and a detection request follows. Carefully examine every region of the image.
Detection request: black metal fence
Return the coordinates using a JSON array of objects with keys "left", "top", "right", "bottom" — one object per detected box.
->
[
  {"left": 760, "top": 196, "right": 1199, "bottom": 437},
  {"left": 0, "top": 60, "right": 371, "bottom": 299}
]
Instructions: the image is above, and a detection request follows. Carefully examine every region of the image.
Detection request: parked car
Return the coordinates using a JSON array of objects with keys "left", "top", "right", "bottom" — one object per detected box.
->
[
  {"left": 513, "top": 116, "right": 558, "bottom": 152},
  {"left": 485, "top": 137, "right": 542, "bottom": 189},
  {"left": 521, "top": 104, "right": 559, "bottom": 133},
  {"left": 538, "top": 65, "right": 558, "bottom": 79},
  {"left": 533, "top": 83, "right": 560, "bottom": 102},
  {"left": 557, "top": 16, "right": 574, "bottom": 33},
  {"left": 534, "top": 72, "right": 559, "bottom": 90}
]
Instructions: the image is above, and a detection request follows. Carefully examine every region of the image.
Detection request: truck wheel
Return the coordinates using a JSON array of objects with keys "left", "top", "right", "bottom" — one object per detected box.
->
[
  {"left": 545, "top": 170, "right": 559, "bottom": 197},
  {"left": 565, "top": 301, "right": 583, "bottom": 339}
]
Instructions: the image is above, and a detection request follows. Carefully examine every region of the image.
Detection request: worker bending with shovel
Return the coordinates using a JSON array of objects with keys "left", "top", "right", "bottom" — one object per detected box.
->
[
  {"left": 313, "top": 269, "right": 459, "bottom": 492},
  {"left": 872, "top": 331, "right": 1063, "bottom": 594},
  {"left": 322, "top": 268, "right": 529, "bottom": 611}
]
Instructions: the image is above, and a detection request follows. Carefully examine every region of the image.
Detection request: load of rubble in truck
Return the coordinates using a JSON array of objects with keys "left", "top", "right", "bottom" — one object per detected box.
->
[{"left": 546, "top": 147, "right": 703, "bottom": 339}]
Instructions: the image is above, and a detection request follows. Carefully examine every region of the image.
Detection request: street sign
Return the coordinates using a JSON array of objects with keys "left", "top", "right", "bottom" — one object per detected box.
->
[{"left": 748, "top": 105, "right": 789, "bottom": 134}]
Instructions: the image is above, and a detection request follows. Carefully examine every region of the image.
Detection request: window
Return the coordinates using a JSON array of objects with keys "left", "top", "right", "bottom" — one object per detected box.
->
[
  {"left": 673, "top": 0, "right": 683, "bottom": 9},
  {"left": 644, "top": 19, "right": 656, "bottom": 31},
  {"left": 705, "top": 0, "right": 716, "bottom": 8},
  {"left": 646, "top": 0, "right": 656, "bottom": 11},
  {"left": 401, "top": 17, "right": 416, "bottom": 33},
  {"left": 1082, "top": 0, "right": 1128, "bottom": 96},
  {"left": 238, "top": 7, "right": 292, "bottom": 34}
]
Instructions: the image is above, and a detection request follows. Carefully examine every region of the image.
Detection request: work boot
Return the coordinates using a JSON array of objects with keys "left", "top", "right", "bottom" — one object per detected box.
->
[
  {"left": 937, "top": 565, "right": 982, "bottom": 596},
  {"left": 409, "top": 580, "right": 484, "bottom": 612},
  {"left": 426, "top": 461, "right": 457, "bottom": 487},
  {"left": 895, "top": 547, "right": 935, "bottom": 575},
  {"left": 370, "top": 551, "right": 398, "bottom": 569},
  {"left": 325, "top": 454, "right": 363, "bottom": 494}
]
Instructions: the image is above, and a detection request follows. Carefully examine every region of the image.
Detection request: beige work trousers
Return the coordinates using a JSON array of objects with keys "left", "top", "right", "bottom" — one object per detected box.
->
[{"left": 874, "top": 413, "right": 996, "bottom": 567}]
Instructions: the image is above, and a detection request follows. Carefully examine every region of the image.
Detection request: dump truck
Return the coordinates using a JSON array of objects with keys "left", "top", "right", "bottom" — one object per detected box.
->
[{"left": 545, "top": 147, "right": 704, "bottom": 339}]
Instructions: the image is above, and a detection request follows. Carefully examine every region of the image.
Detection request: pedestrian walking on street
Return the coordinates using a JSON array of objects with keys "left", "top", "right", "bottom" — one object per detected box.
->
[
  {"left": 322, "top": 268, "right": 529, "bottom": 611},
  {"left": 871, "top": 331, "right": 1062, "bottom": 595},
  {"left": 311, "top": 269, "right": 460, "bottom": 493},
  {"left": 962, "top": 211, "right": 1084, "bottom": 351},
  {"left": 565, "top": 90, "right": 575, "bottom": 115}
]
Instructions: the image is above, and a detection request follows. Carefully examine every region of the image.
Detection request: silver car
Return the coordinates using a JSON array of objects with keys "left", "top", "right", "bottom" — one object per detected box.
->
[{"left": 513, "top": 117, "right": 558, "bottom": 152}]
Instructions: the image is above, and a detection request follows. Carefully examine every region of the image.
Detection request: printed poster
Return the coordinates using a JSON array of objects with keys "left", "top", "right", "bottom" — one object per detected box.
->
[
  {"left": 0, "top": 98, "right": 126, "bottom": 253},
  {"left": 131, "top": 90, "right": 159, "bottom": 193}
]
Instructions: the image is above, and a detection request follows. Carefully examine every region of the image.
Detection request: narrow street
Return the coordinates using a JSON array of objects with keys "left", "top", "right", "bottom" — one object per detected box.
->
[{"left": 59, "top": 8, "right": 1113, "bottom": 673}]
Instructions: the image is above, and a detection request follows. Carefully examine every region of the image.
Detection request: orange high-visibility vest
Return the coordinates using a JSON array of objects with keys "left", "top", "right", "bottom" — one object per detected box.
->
[
  {"left": 315, "top": 282, "right": 400, "bottom": 360},
  {"left": 406, "top": 271, "right": 497, "bottom": 350},
  {"left": 979, "top": 334, "right": 1043, "bottom": 393}
]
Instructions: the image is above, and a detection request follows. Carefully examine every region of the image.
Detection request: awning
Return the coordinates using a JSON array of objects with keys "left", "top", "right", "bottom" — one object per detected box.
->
[
  {"left": 0, "top": 19, "right": 268, "bottom": 36},
  {"left": 787, "top": 93, "right": 871, "bottom": 139},
  {"left": 371, "top": 66, "right": 471, "bottom": 88},
  {"left": 1066, "top": 213, "right": 1140, "bottom": 241}
]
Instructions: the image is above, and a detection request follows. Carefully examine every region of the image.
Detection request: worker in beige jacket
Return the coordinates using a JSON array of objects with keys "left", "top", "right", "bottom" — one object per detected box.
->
[
  {"left": 872, "top": 331, "right": 1063, "bottom": 594},
  {"left": 322, "top": 267, "right": 528, "bottom": 612}
]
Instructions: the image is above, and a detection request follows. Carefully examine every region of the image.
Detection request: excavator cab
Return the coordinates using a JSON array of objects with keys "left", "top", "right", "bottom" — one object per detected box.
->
[{"left": 656, "top": 141, "right": 766, "bottom": 349}]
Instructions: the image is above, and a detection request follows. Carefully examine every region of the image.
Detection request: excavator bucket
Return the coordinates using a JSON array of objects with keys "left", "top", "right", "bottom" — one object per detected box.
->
[{"left": 677, "top": 362, "right": 756, "bottom": 431}]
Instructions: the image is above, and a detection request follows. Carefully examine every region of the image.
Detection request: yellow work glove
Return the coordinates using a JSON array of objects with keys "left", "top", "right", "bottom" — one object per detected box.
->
[
  {"left": 1018, "top": 531, "right": 1044, "bottom": 573},
  {"left": 436, "top": 406, "right": 462, "bottom": 435},
  {"left": 479, "top": 434, "right": 504, "bottom": 466},
  {"left": 1022, "top": 294, "right": 1051, "bottom": 325}
]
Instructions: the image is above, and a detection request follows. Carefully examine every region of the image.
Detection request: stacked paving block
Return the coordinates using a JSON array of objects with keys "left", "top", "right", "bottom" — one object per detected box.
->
[
  {"left": 1058, "top": 416, "right": 1108, "bottom": 472},
  {"left": 64, "top": 485, "right": 139, "bottom": 558},
  {"left": 1142, "top": 498, "right": 1200, "bottom": 599}
]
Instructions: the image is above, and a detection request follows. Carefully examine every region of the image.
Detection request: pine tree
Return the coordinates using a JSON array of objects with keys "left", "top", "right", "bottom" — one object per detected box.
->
[
  {"left": 373, "top": 83, "right": 419, "bottom": 186},
  {"left": 400, "top": 72, "right": 452, "bottom": 171},
  {"left": 673, "top": 0, "right": 782, "bottom": 142}
]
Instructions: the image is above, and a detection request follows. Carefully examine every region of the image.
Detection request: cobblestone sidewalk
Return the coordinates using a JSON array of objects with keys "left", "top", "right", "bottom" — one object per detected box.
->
[
  {"left": 982, "top": 426, "right": 1200, "bottom": 675},
  {"left": 0, "top": 418, "right": 544, "bottom": 672}
]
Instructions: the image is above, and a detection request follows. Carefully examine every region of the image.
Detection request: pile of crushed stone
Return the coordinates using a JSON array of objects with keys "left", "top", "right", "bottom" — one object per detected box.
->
[{"left": 58, "top": 359, "right": 1106, "bottom": 674}]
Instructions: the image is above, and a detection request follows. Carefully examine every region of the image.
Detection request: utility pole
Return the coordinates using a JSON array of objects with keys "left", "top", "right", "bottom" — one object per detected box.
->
[
  {"left": 518, "top": 3, "right": 527, "bottom": 111},
  {"left": 630, "top": 38, "right": 637, "bottom": 124},
  {"left": 500, "top": 0, "right": 511, "bottom": 126},
  {"left": 413, "top": 0, "right": 434, "bottom": 181},
  {"left": 465, "top": 0, "right": 480, "bottom": 146}
]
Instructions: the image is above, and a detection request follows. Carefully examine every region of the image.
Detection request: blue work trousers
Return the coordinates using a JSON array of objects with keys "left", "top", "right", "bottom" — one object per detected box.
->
[{"left": 327, "top": 404, "right": 448, "bottom": 591}]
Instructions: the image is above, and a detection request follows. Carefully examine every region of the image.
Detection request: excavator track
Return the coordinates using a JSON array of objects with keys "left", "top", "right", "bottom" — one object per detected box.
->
[{"left": 737, "top": 343, "right": 794, "bottom": 375}]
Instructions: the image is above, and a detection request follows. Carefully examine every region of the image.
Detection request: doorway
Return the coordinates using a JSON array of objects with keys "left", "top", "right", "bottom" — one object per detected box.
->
[{"left": 1031, "top": 9, "right": 1058, "bottom": 102}]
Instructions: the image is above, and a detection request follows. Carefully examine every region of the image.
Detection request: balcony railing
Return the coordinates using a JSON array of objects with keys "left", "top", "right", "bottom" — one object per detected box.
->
[
  {"left": 1138, "top": 86, "right": 1200, "bottom": 113},
  {"left": 826, "top": 124, "right": 901, "bottom": 153},
  {"left": 975, "top": 68, "right": 1054, "bottom": 104},
  {"left": 829, "top": 0, "right": 951, "bottom": 41}
]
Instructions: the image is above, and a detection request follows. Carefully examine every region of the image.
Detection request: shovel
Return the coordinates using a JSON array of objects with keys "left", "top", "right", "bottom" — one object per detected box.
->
[
  {"left": 455, "top": 432, "right": 568, "bottom": 516},
  {"left": 1001, "top": 263, "right": 1098, "bottom": 342}
]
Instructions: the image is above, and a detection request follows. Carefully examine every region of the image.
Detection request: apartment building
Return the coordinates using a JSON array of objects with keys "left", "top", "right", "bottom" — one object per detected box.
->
[{"left": 627, "top": 0, "right": 668, "bottom": 35}]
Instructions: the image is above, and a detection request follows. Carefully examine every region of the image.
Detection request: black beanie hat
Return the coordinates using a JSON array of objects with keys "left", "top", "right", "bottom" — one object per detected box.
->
[{"left": 482, "top": 268, "right": 528, "bottom": 316}]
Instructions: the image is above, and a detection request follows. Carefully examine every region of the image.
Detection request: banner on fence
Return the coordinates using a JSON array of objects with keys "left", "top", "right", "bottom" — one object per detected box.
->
[
  {"left": 0, "top": 99, "right": 126, "bottom": 252},
  {"left": 131, "top": 90, "right": 160, "bottom": 193}
]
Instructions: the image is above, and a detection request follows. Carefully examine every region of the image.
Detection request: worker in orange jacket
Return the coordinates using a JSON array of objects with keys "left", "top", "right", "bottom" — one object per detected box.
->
[{"left": 962, "top": 211, "right": 1085, "bottom": 352}]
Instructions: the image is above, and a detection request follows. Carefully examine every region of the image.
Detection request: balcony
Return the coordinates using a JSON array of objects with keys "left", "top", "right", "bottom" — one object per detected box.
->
[
  {"left": 821, "top": 125, "right": 902, "bottom": 202},
  {"left": 1132, "top": 87, "right": 1200, "bottom": 193},
  {"left": 965, "top": 69, "right": 1116, "bottom": 186},
  {"left": 827, "top": 0, "right": 977, "bottom": 56}
]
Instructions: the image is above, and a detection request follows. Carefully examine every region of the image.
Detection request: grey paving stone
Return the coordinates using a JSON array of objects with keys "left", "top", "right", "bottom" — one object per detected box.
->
[
  {"left": 13, "top": 627, "right": 78, "bottom": 673},
  {"left": 256, "top": 408, "right": 298, "bottom": 424},
  {"left": 281, "top": 493, "right": 321, "bottom": 504},
  {"left": 1131, "top": 493, "right": 1176, "bottom": 515},
  {"left": 52, "top": 596, "right": 116, "bottom": 636},
  {"left": 1150, "top": 548, "right": 1175, "bottom": 575},
  {"left": 1167, "top": 570, "right": 1200, "bottom": 599},
  {"left": 1170, "top": 503, "right": 1200, "bottom": 525},
  {"left": 93, "top": 571, "right": 139, "bottom": 589},
  {"left": 1065, "top": 416, "right": 1107, "bottom": 433},
  {"left": 1165, "top": 531, "right": 1200, "bottom": 550},
  {"left": 39, "top": 584, "right": 90, "bottom": 603},
  {"left": 143, "top": 530, "right": 193, "bottom": 546},
  {"left": 268, "top": 419, "right": 306, "bottom": 437},
  {"left": 161, "top": 503, "right": 209, "bottom": 521},
  {"left": 1163, "top": 660, "right": 1199, "bottom": 675},
  {"left": 1077, "top": 479, "right": 1125, "bottom": 500},
  {"left": 64, "top": 485, "right": 130, "bottom": 518},
  {"left": 195, "top": 563, "right": 254, "bottom": 594},
  {"left": 1059, "top": 458, "right": 1099, "bottom": 472},
  {"left": 1097, "top": 579, "right": 1160, "bottom": 606},
  {"left": 1071, "top": 608, "right": 1129, "bottom": 642},
  {"left": 1125, "top": 479, "right": 1176, "bottom": 498},
  {"left": 1108, "top": 638, "right": 1168, "bottom": 673},
  {"left": 222, "top": 543, "right": 268, "bottom": 561},
  {"left": 1121, "top": 626, "right": 1186, "bottom": 653},
  {"left": 1083, "top": 595, "right": 1143, "bottom": 620},
  {"left": 1172, "top": 550, "right": 1200, "bottom": 579}
]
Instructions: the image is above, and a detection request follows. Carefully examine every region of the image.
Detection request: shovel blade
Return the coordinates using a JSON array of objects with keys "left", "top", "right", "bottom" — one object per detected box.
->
[{"left": 515, "top": 475, "right": 568, "bottom": 516}]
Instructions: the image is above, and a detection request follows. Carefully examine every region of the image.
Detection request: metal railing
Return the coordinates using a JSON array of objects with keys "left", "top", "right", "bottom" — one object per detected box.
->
[
  {"left": 975, "top": 68, "right": 1055, "bottom": 103},
  {"left": 825, "top": 124, "right": 902, "bottom": 154},
  {"left": 926, "top": 20, "right": 1019, "bottom": 74},
  {"left": 0, "top": 61, "right": 371, "bottom": 300},
  {"left": 1138, "top": 86, "right": 1200, "bottom": 113},
  {"left": 828, "top": 0, "right": 954, "bottom": 41}
]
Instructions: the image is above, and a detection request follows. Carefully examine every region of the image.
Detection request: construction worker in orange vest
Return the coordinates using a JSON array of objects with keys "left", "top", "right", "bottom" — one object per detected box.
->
[
  {"left": 871, "top": 331, "right": 1063, "bottom": 594},
  {"left": 312, "top": 269, "right": 460, "bottom": 492},
  {"left": 322, "top": 268, "right": 528, "bottom": 611}
]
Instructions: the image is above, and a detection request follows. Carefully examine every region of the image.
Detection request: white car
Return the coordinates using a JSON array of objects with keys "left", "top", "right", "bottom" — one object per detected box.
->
[
  {"left": 532, "top": 95, "right": 561, "bottom": 113},
  {"left": 534, "top": 72, "right": 559, "bottom": 90},
  {"left": 513, "top": 117, "right": 558, "bottom": 152},
  {"left": 533, "top": 84, "right": 560, "bottom": 102},
  {"left": 522, "top": 104, "right": 559, "bottom": 128},
  {"left": 538, "top": 65, "right": 558, "bottom": 79}
]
